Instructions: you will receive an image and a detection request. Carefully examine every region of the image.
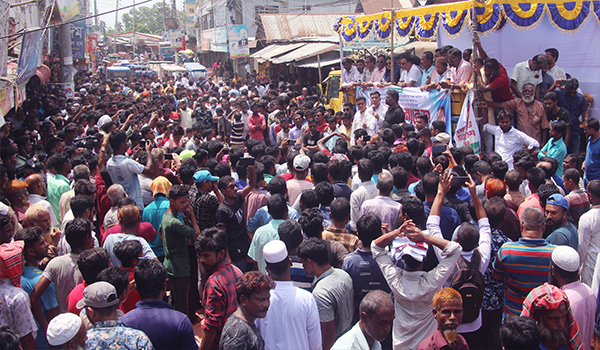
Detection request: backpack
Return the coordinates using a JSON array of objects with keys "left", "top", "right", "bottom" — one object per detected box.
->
[{"left": 449, "top": 249, "right": 485, "bottom": 324}]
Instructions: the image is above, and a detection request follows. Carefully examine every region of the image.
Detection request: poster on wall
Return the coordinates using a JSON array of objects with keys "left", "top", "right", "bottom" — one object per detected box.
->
[
  {"left": 56, "top": 0, "right": 80, "bottom": 22},
  {"left": 227, "top": 25, "right": 249, "bottom": 59},
  {"left": 170, "top": 29, "right": 184, "bottom": 50},
  {"left": 17, "top": 29, "right": 43, "bottom": 85},
  {"left": 71, "top": 21, "right": 86, "bottom": 60}
]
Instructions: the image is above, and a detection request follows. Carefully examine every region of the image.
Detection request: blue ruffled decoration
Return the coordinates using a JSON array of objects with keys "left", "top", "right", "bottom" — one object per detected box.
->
[
  {"left": 395, "top": 16, "right": 415, "bottom": 37},
  {"left": 415, "top": 13, "right": 439, "bottom": 39},
  {"left": 440, "top": 9, "right": 468, "bottom": 35},
  {"left": 547, "top": 1, "right": 591, "bottom": 30},
  {"left": 474, "top": 2, "right": 503, "bottom": 33},
  {"left": 374, "top": 16, "right": 392, "bottom": 39},
  {"left": 503, "top": 2, "right": 545, "bottom": 27}
]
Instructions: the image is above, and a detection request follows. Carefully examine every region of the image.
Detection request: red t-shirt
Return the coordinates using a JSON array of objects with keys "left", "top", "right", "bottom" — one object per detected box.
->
[
  {"left": 489, "top": 64, "right": 513, "bottom": 102},
  {"left": 101, "top": 222, "right": 156, "bottom": 245},
  {"left": 67, "top": 282, "right": 87, "bottom": 314},
  {"left": 121, "top": 267, "right": 141, "bottom": 314},
  {"left": 281, "top": 173, "right": 294, "bottom": 181}
]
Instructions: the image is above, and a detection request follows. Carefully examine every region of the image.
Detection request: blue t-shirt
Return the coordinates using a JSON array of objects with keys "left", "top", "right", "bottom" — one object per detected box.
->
[
  {"left": 586, "top": 136, "right": 600, "bottom": 182},
  {"left": 424, "top": 202, "right": 461, "bottom": 240},
  {"left": 21, "top": 266, "right": 59, "bottom": 349},
  {"left": 120, "top": 300, "right": 197, "bottom": 350}
]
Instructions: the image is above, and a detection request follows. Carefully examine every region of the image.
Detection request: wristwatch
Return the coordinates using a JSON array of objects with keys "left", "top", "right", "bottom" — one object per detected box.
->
[{"left": 100, "top": 147, "right": 107, "bottom": 153}]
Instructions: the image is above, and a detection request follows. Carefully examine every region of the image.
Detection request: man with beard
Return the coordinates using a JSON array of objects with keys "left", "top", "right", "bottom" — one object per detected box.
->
[
  {"left": 220, "top": 271, "right": 274, "bottom": 350},
  {"left": 46, "top": 313, "right": 88, "bottom": 350},
  {"left": 195, "top": 227, "right": 243, "bottom": 350},
  {"left": 483, "top": 111, "right": 539, "bottom": 169},
  {"left": 332, "top": 289, "right": 395, "bottom": 350},
  {"left": 549, "top": 246, "right": 596, "bottom": 350},
  {"left": 486, "top": 83, "right": 549, "bottom": 145},
  {"left": 521, "top": 283, "right": 583, "bottom": 350},
  {"left": 418, "top": 288, "right": 469, "bottom": 350},
  {"left": 544, "top": 92, "right": 571, "bottom": 145},
  {"left": 544, "top": 194, "right": 578, "bottom": 250}
]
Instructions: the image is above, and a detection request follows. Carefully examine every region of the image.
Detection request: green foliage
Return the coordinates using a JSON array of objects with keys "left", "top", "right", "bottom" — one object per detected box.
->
[{"left": 117, "top": 2, "right": 186, "bottom": 35}]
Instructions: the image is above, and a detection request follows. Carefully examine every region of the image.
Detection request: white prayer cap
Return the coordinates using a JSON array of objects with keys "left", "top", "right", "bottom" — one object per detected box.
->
[
  {"left": 263, "top": 240, "right": 288, "bottom": 264},
  {"left": 551, "top": 245, "right": 580, "bottom": 273}
]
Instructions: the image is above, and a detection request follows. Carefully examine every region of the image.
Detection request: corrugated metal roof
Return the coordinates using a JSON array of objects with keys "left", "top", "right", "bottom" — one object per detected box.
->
[
  {"left": 271, "top": 42, "right": 339, "bottom": 64},
  {"left": 252, "top": 43, "right": 307, "bottom": 62},
  {"left": 296, "top": 57, "right": 340, "bottom": 68},
  {"left": 260, "top": 13, "right": 357, "bottom": 42}
]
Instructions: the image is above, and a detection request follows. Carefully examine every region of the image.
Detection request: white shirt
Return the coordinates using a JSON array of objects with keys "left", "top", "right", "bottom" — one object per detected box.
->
[
  {"left": 342, "top": 66, "right": 361, "bottom": 87},
  {"left": 510, "top": 61, "right": 543, "bottom": 92},
  {"left": 547, "top": 65, "right": 567, "bottom": 81},
  {"left": 369, "top": 104, "right": 388, "bottom": 131},
  {"left": 427, "top": 215, "right": 492, "bottom": 333},
  {"left": 399, "top": 64, "right": 422, "bottom": 86},
  {"left": 103, "top": 233, "right": 157, "bottom": 267},
  {"left": 483, "top": 124, "right": 539, "bottom": 169},
  {"left": 579, "top": 207, "right": 600, "bottom": 288},
  {"left": 332, "top": 322, "right": 381, "bottom": 350},
  {"left": 256, "top": 281, "right": 322, "bottom": 350},
  {"left": 371, "top": 240, "right": 462, "bottom": 350},
  {"left": 349, "top": 180, "right": 378, "bottom": 231},
  {"left": 28, "top": 194, "right": 59, "bottom": 227},
  {"left": 351, "top": 109, "right": 377, "bottom": 145}
]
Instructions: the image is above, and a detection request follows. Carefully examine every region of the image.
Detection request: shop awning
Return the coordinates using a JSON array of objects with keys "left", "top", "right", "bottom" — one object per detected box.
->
[
  {"left": 249, "top": 43, "right": 306, "bottom": 62},
  {"left": 35, "top": 65, "right": 51, "bottom": 85},
  {"left": 296, "top": 57, "right": 341, "bottom": 69},
  {"left": 271, "top": 43, "right": 338, "bottom": 64}
]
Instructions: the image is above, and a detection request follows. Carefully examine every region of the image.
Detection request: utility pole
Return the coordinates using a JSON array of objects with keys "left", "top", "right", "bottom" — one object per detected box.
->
[
  {"left": 114, "top": 0, "right": 119, "bottom": 53},
  {"left": 132, "top": 0, "right": 136, "bottom": 54},
  {"left": 383, "top": 4, "right": 399, "bottom": 84},
  {"left": 94, "top": 0, "right": 98, "bottom": 31}
]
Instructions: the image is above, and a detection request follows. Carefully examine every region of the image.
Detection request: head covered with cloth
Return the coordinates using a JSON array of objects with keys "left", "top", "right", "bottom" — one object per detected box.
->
[{"left": 521, "top": 283, "right": 582, "bottom": 350}]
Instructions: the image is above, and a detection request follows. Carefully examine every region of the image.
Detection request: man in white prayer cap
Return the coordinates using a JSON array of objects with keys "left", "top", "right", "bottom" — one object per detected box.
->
[{"left": 46, "top": 313, "right": 87, "bottom": 349}]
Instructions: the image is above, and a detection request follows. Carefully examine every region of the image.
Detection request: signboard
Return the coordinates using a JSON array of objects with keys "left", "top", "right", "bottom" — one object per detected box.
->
[
  {"left": 170, "top": 29, "right": 184, "bottom": 49},
  {"left": 56, "top": 0, "right": 80, "bottom": 22},
  {"left": 87, "top": 33, "right": 98, "bottom": 54},
  {"left": 357, "top": 87, "right": 452, "bottom": 135},
  {"left": 227, "top": 25, "right": 249, "bottom": 59},
  {"left": 454, "top": 90, "right": 481, "bottom": 154},
  {"left": 17, "top": 29, "right": 43, "bottom": 85},
  {"left": 71, "top": 21, "right": 86, "bottom": 60},
  {"left": 213, "top": 27, "right": 228, "bottom": 53}
]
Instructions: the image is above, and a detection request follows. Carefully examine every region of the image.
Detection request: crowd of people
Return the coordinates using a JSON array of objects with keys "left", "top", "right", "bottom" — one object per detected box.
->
[{"left": 0, "top": 36, "right": 596, "bottom": 350}]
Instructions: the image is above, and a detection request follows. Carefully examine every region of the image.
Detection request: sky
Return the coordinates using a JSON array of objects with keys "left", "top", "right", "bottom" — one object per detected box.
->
[{"left": 94, "top": 0, "right": 183, "bottom": 29}]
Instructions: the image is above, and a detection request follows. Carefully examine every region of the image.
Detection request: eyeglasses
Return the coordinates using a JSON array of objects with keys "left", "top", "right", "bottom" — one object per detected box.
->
[
  {"left": 225, "top": 184, "right": 237, "bottom": 190},
  {"left": 377, "top": 60, "right": 385, "bottom": 63},
  {"left": 523, "top": 89, "right": 534, "bottom": 93}
]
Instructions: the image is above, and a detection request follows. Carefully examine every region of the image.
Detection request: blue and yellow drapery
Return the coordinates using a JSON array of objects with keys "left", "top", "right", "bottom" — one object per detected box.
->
[{"left": 333, "top": 0, "right": 600, "bottom": 42}]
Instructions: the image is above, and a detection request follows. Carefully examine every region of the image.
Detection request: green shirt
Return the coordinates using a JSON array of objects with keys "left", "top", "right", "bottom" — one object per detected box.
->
[
  {"left": 538, "top": 137, "right": 567, "bottom": 177},
  {"left": 247, "top": 219, "right": 284, "bottom": 273},
  {"left": 161, "top": 212, "right": 196, "bottom": 277},
  {"left": 47, "top": 174, "right": 70, "bottom": 223}
]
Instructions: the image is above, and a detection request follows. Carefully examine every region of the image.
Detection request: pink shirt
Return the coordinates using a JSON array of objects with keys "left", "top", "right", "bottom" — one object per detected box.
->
[
  {"left": 370, "top": 66, "right": 386, "bottom": 83},
  {"left": 248, "top": 113, "right": 266, "bottom": 141},
  {"left": 451, "top": 59, "right": 472, "bottom": 85},
  {"left": 562, "top": 281, "right": 596, "bottom": 350}
]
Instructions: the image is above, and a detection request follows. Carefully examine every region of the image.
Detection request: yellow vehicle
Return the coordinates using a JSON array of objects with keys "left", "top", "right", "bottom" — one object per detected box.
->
[{"left": 321, "top": 70, "right": 356, "bottom": 112}]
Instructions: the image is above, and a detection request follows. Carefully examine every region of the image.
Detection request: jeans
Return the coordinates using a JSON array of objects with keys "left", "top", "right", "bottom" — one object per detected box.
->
[{"left": 568, "top": 130, "right": 581, "bottom": 155}]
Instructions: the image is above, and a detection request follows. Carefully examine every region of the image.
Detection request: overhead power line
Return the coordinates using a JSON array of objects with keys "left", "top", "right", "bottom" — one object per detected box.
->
[{"left": 0, "top": 0, "right": 155, "bottom": 40}]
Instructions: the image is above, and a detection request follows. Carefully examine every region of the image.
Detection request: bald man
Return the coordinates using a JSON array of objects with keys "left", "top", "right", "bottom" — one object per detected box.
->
[
  {"left": 360, "top": 172, "right": 403, "bottom": 229},
  {"left": 25, "top": 173, "right": 59, "bottom": 227},
  {"left": 102, "top": 205, "right": 157, "bottom": 267},
  {"left": 104, "top": 184, "right": 126, "bottom": 230}
]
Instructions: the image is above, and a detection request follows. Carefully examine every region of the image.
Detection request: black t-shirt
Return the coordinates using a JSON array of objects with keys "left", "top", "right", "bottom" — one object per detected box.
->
[
  {"left": 384, "top": 105, "right": 405, "bottom": 128},
  {"left": 215, "top": 196, "right": 249, "bottom": 262},
  {"left": 302, "top": 131, "right": 323, "bottom": 146},
  {"left": 220, "top": 314, "right": 264, "bottom": 350},
  {"left": 547, "top": 106, "right": 571, "bottom": 125}
]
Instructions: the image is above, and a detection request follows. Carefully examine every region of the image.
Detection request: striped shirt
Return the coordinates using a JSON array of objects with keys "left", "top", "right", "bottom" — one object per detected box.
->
[
  {"left": 492, "top": 238, "right": 555, "bottom": 316},
  {"left": 230, "top": 120, "right": 245, "bottom": 146},
  {"left": 566, "top": 189, "right": 590, "bottom": 224}
]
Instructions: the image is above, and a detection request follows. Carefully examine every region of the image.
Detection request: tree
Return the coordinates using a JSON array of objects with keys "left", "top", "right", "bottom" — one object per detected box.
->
[{"left": 115, "top": 2, "right": 186, "bottom": 35}]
